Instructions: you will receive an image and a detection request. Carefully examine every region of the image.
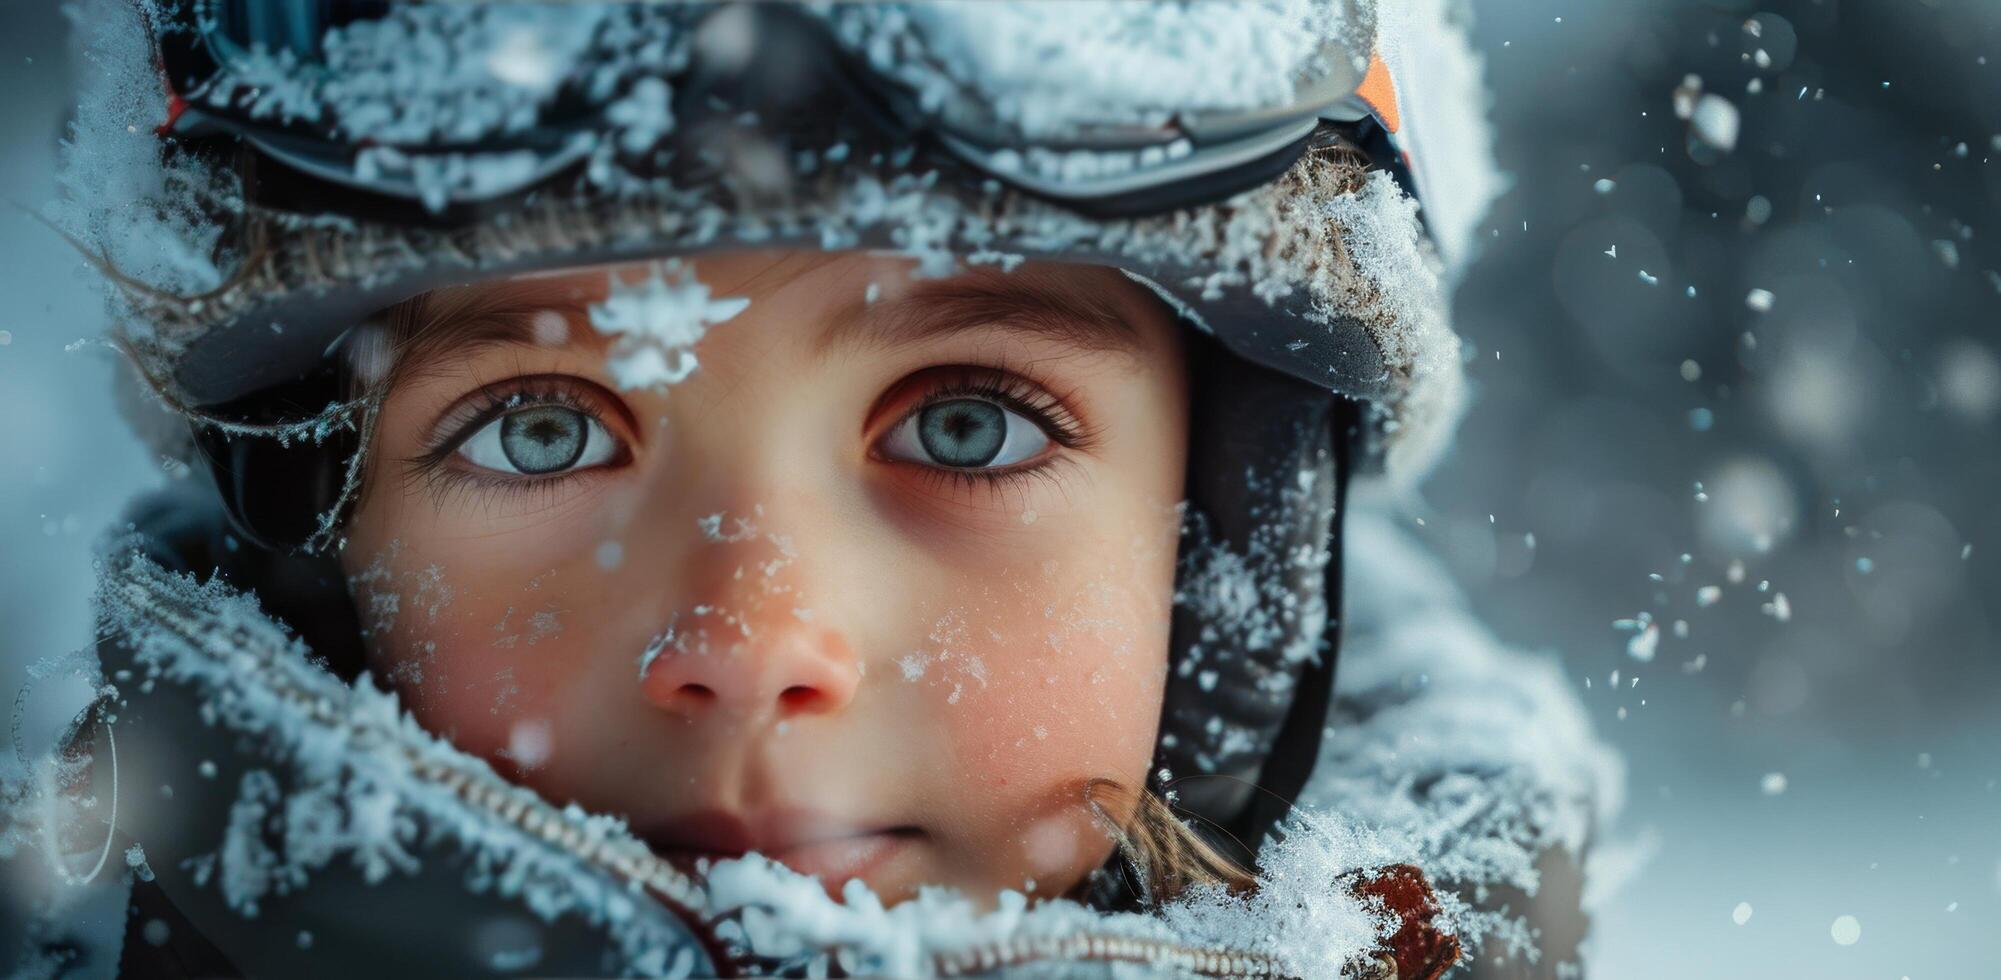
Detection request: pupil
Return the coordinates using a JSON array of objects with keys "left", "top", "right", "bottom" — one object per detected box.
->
[
  {"left": 918, "top": 399, "right": 1006, "bottom": 467},
  {"left": 500, "top": 407, "right": 587, "bottom": 474}
]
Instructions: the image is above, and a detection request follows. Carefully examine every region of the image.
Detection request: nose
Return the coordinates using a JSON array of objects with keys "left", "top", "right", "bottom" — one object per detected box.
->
[
  {"left": 640, "top": 620, "right": 860, "bottom": 720},
  {"left": 631, "top": 478, "right": 863, "bottom": 721}
]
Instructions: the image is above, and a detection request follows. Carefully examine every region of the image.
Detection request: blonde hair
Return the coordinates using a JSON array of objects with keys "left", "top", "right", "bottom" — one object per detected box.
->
[{"left": 1086, "top": 779, "right": 1259, "bottom": 905}]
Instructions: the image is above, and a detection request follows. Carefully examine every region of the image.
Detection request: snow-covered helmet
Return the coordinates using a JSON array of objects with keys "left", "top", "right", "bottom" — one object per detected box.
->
[{"left": 64, "top": 0, "right": 1499, "bottom": 882}]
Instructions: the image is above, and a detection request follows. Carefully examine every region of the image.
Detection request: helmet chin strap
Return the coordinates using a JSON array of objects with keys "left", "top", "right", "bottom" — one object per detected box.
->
[{"left": 1150, "top": 331, "right": 1355, "bottom": 873}]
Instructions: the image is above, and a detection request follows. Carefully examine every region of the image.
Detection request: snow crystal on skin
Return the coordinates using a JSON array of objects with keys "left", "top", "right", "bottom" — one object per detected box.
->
[
  {"left": 344, "top": 544, "right": 454, "bottom": 647},
  {"left": 588, "top": 259, "right": 751, "bottom": 391},
  {"left": 489, "top": 667, "right": 521, "bottom": 714},
  {"left": 637, "top": 629, "right": 671, "bottom": 682},
  {"left": 524, "top": 609, "right": 563, "bottom": 646},
  {"left": 413, "top": 565, "right": 455, "bottom": 623},
  {"left": 634, "top": 519, "right": 805, "bottom": 681},
  {"left": 346, "top": 544, "right": 405, "bottom": 638}
]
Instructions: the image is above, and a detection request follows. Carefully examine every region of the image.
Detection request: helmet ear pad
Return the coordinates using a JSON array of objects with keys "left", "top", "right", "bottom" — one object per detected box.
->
[
  {"left": 190, "top": 367, "right": 360, "bottom": 554},
  {"left": 1154, "top": 331, "right": 1355, "bottom": 866}
]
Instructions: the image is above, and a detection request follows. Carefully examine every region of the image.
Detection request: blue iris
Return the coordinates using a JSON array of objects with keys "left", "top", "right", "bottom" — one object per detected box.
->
[
  {"left": 918, "top": 399, "right": 1007, "bottom": 467},
  {"left": 500, "top": 406, "right": 587, "bottom": 474}
]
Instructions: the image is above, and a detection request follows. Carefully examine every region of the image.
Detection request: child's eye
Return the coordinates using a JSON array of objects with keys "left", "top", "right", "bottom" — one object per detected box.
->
[
  {"left": 456, "top": 405, "right": 621, "bottom": 476},
  {"left": 879, "top": 397, "right": 1052, "bottom": 469}
]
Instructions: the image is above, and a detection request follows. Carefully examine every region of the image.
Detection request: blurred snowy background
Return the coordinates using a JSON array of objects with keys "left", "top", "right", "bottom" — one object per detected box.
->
[{"left": 1, "top": 1, "right": 1995, "bottom": 977}]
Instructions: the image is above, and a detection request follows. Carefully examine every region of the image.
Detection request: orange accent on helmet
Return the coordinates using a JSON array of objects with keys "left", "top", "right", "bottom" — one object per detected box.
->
[{"left": 1358, "top": 50, "right": 1401, "bottom": 134}]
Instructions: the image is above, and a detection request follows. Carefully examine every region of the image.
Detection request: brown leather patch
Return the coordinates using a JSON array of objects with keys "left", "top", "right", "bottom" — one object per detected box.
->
[{"left": 1352, "top": 864, "right": 1461, "bottom": 980}]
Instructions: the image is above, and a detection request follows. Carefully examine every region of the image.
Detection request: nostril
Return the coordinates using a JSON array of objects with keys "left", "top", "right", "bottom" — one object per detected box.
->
[
  {"left": 678, "top": 683, "right": 717, "bottom": 704},
  {"left": 779, "top": 685, "right": 821, "bottom": 711}
]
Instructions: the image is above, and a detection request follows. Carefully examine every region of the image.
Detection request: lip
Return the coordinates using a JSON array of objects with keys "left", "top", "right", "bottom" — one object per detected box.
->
[{"left": 639, "top": 809, "right": 921, "bottom": 887}]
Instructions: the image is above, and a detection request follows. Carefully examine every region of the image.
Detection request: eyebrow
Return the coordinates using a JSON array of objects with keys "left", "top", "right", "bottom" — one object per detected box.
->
[
  {"left": 815, "top": 268, "right": 1145, "bottom": 359},
  {"left": 382, "top": 263, "right": 1149, "bottom": 387},
  {"left": 380, "top": 280, "right": 602, "bottom": 386}
]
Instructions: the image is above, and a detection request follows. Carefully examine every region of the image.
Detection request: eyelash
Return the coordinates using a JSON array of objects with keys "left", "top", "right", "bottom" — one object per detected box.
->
[
  {"left": 406, "top": 378, "right": 626, "bottom": 504},
  {"left": 878, "top": 367, "right": 1095, "bottom": 498},
  {"left": 402, "top": 367, "right": 1092, "bottom": 506}
]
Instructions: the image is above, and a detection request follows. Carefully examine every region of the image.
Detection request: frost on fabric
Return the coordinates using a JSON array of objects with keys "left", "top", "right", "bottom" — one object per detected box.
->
[
  {"left": 1299, "top": 505, "right": 1626, "bottom": 962},
  {"left": 93, "top": 549, "right": 712, "bottom": 976},
  {"left": 188, "top": 5, "right": 691, "bottom": 211},
  {"left": 588, "top": 259, "right": 750, "bottom": 391},
  {"left": 354, "top": 143, "right": 580, "bottom": 214},
  {"left": 1161, "top": 813, "right": 1408, "bottom": 980},
  {"left": 67, "top": 0, "right": 1503, "bottom": 488},
  {"left": 828, "top": 1, "right": 1368, "bottom": 140},
  {"left": 1175, "top": 516, "right": 1328, "bottom": 671},
  {"left": 704, "top": 853, "right": 1356, "bottom": 979},
  {"left": 46, "top": 0, "right": 233, "bottom": 300},
  {"left": 1316, "top": 170, "right": 1466, "bottom": 483},
  {"left": 192, "top": 7, "right": 604, "bottom": 145},
  {"left": 1374, "top": 0, "right": 1506, "bottom": 279},
  {"left": 708, "top": 857, "right": 1153, "bottom": 977},
  {"left": 1166, "top": 457, "right": 1333, "bottom": 778}
]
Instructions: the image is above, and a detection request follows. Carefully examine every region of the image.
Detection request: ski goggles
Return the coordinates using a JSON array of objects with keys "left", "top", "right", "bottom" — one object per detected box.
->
[{"left": 153, "top": 0, "right": 1405, "bottom": 219}]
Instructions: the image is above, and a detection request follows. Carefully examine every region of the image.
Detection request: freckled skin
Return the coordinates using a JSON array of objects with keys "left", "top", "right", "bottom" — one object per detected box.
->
[{"left": 342, "top": 252, "right": 1188, "bottom": 905}]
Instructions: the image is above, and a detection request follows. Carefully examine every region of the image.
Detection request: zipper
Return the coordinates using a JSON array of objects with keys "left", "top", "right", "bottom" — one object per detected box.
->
[
  {"left": 108, "top": 555, "right": 1324, "bottom": 979},
  {"left": 933, "top": 933, "right": 1287, "bottom": 977}
]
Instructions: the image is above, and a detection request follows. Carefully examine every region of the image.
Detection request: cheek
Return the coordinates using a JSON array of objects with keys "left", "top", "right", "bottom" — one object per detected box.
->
[
  {"left": 909, "top": 519, "right": 1177, "bottom": 890},
  {"left": 337, "top": 527, "right": 642, "bottom": 768},
  {"left": 948, "top": 573, "right": 1170, "bottom": 784}
]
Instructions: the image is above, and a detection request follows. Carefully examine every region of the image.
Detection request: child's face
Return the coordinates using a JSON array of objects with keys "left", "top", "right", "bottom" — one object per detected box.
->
[{"left": 341, "top": 251, "right": 1188, "bottom": 905}]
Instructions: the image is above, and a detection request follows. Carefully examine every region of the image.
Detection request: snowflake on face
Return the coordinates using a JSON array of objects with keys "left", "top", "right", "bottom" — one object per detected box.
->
[{"left": 588, "top": 259, "right": 750, "bottom": 391}]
